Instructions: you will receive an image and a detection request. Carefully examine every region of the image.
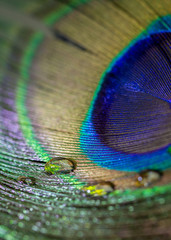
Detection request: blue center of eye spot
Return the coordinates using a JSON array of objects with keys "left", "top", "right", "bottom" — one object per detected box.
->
[{"left": 80, "top": 15, "right": 171, "bottom": 172}]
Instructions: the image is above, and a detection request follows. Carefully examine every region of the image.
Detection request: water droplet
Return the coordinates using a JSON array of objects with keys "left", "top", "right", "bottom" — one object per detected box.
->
[
  {"left": 17, "top": 176, "right": 36, "bottom": 185},
  {"left": 136, "top": 170, "right": 162, "bottom": 187},
  {"left": 128, "top": 206, "right": 134, "bottom": 212},
  {"left": 18, "top": 213, "right": 24, "bottom": 220},
  {"left": 44, "top": 157, "right": 77, "bottom": 174},
  {"left": 158, "top": 198, "right": 165, "bottom": 205},
  {"left": 32, "top": 225, "right": 39, "bottom": 232},
  {"left": 18, "top": 222, "right": 24, "bottom": 228},
  {"left": 82, "top": 181, "right": 115, "bottom": 196}
]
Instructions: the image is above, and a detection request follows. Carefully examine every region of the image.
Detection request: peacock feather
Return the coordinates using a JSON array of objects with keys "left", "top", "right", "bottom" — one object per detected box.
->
[{"left": 0, "top": 0, "right": 170, "bottom": 239}]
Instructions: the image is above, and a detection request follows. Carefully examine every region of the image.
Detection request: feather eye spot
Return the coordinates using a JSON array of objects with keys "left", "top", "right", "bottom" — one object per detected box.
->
[{"left": 80, "top": 19, "right": 171, "bottom": 172}]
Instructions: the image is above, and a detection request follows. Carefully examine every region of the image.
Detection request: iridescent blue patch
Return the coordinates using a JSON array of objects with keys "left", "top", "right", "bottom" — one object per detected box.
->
[{"left": 80, "top": 15, "right": 171, "bottom": 172}]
